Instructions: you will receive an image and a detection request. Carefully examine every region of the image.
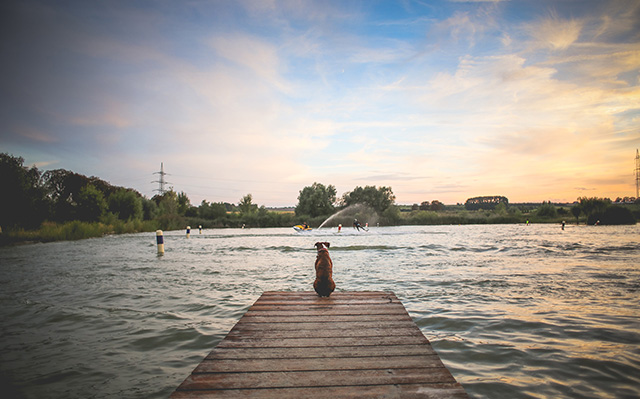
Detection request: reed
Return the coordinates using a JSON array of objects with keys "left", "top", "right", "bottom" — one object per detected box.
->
[{"left": 3, "top": 220, "right": 158, "bottom": 244}]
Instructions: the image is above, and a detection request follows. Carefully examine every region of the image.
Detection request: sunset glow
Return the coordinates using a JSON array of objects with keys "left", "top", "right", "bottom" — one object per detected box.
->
[{"left": 1, "top": 0, "right": 638, "bottom": 206}]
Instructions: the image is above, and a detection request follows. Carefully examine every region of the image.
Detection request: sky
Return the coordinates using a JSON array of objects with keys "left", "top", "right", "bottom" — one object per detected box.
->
[{"left": 1, "top": 0, "right": 639, "bottom": 207}]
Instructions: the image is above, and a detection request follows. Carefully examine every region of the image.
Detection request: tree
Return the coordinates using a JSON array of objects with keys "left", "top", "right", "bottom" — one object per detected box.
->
[
  {"left": 185, "top": 206, "right": 198, "bottom": 217},
  {"left": 177, "top": 191, "right": 191, "bottom": 215},
  {"left": 142, "top": 197, "right": 158, "bottom": 220},
  {"left": 199, "top": 200, "right": 227, "bottom": 220},
  {"left": 419, "top": 201, "right": 430, "bottom": 211},
  {"left": 108, "top": 189, "right": 143, "bottom": 221},
  {"left": 381, "top": 205, "right": 401, "bottom": 225},
  {"left": 153, "top": 190, "right": 179, "bottom": 215},
  {"left": 0, "top": 153, "right": 49, "bottom": 228},
  {"left": 295, "top": 182, "right": 337, "bottom": 217},
  {"left": 599, "top": 205, "right": 636, "bottom": 225},
  {"left": 40, "top": 169, "right": 117, "bottom": 222},
  {"left": 430, "top": 200, "right": 445, "bottom": 211},
  {"left": 76, "top": 184, "right": 107, "bottom": 222},
  {"left": 571, "top": 204, "right": 582, "bottom": 224},
  {"left": 238, "top": 194, "right": 257, "bottom": 214},
  {"left": 494, "top": 202, "right": 508, "bottom": 215},
  {"left": 341, "top": 186, "right": 395, "bottom": 214},
  {"left": 536, "top": 201, "right": 557, "bottom": 218},
  {"left": 578, "top": 197, "right": 611, "bottom": 218}
]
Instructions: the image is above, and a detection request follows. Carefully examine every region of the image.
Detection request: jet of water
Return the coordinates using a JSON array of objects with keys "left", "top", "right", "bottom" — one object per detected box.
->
[{"left": 317, "top": 204, "right": 377, "bottom": 229}]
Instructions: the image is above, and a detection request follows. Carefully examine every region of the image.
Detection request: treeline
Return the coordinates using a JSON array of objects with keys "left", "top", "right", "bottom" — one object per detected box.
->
[
  {"left": 293, "top": 185, "right": 635, "bottom": 226},
  {"left": 1, "top": 153, "right": 159, "bottom": 242},
  {"left": 1, "top": 153, "right": 167, "bottom": 228},
  {"left": 569, "top": 197, "right": 638, "bottom": 225},
  {"left": 0, "top": 154, "right": 302, "bottom": 239},
  {"left": 1, "top": 153, "right": 637, "bottom": 244},
  {"left": 0, "top": 154, "right": 400, "bottom": 242},
  {"left": 399, "top": 195, "right": 637, "bottom": 226}
]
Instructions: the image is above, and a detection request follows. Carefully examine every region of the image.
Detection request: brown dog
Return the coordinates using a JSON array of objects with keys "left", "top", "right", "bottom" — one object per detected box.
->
[{"left": 314, "top": 242, "right": 335, "bottom": 297}]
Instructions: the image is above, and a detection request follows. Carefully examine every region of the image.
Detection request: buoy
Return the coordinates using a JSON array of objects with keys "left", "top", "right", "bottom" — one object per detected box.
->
[
  {"left": 186, "top": 226, "right": 191, "bottom": 238},
  {"left": 156, "top": 230, "right": 164, "bottom": 254}
]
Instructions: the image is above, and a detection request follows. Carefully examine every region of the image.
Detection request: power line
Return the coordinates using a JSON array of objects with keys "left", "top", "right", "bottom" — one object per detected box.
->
[{"left": 169, "top": 173, "right": 305, "bottom": 188}]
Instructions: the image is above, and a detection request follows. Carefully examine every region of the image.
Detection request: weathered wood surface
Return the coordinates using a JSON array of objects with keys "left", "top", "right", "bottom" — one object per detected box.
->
[{"left": 171, "top": 291, "right": 469, "bottom": 398}]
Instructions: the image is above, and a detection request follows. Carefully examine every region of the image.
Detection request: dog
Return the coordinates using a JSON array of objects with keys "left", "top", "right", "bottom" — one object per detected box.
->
[{"left": 313, "top": 242, "right": 335, "bottom": 297}]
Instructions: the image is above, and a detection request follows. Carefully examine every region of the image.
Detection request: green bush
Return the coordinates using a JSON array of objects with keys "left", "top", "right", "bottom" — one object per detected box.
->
[
  {"left": 536, "top": 202, "right": 557, "bottom": 218},
  {"left": 108, "top": 189, "right": 143, "bottom": 221},
  {"left": 76, "top": 185, "right": 107, "bottom": 222},
  {"left": 588, "top": 205, "right": 636, "bottom": 225}
]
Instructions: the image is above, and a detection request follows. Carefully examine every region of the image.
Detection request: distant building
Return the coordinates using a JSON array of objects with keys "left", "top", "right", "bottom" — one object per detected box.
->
[{"left": 464, "top": 196, "right": 509, "bottom": 210}]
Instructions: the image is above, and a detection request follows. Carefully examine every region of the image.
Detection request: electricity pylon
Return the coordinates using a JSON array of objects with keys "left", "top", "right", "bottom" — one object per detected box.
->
[{"left": 152, "top": 162, "right": 171, "bottom": 195}]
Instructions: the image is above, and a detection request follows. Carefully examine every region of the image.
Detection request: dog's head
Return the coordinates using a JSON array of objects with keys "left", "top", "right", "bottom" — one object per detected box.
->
[{"left": 315, "top": 242, "right": 330, "bottom": 252}]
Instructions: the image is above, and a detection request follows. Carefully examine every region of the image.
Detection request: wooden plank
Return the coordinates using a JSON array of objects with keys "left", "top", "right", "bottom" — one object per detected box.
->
[
  {"left": 226, "top": 326, "right": 424, "bottom": 339},
  {"left": 177, "top": 368, "right": 457, "bottom": 390},
  {"left": 248, "top": 303, "right": 405, "bottom": 311},
  {"left": 205, "top": 344, "right": 437, "bottom": 360},
  {"left": 253, "top": 299, "right": 399, "bottom": 306},
  {"left": 254, "top": 292, "right": 398, "bottom": 304},
  {"left": 228, "top": 320, "right": 418, "bottom": 332},
  {"left": 258, "top": 291, "right": 396, "bottom": 297},
  {"left": 244, "top": 308, "right": 409, "bottom": 316},
  {"left": 194, "top": 355, "right": 446, "bottom": 373},
  {"left": 171, "top": 383, "right": 469, "bottom": 399},
  {"left": 254, "top": 295, "right": 399, "bottom": 303},
  {"left": 171, "top": 291, "right": 469, "bottom": 398},
  {"left": 216, "top": 335, "right": 430, "bottom": 348},
  {"left": 237, "top": 314, "right": 413, "bottom": 323}
]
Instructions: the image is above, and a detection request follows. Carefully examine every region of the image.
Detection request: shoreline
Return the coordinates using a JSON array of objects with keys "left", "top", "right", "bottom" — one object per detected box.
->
[{"left": 2, "top": 218, "right": 635, "bottom": 247}]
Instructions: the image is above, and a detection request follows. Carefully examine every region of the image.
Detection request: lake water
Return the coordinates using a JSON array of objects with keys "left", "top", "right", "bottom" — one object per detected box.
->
[{"left": 0, "top": 224, "right": 638, "bottom": 398}]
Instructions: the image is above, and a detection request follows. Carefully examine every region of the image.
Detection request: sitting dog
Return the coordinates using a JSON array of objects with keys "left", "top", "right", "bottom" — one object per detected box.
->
[{"left": 314, "top": 242, "right": 335, "bottom": 297}]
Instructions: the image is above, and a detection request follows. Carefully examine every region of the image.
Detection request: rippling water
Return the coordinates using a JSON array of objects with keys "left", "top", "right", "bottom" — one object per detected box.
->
[{"left": 1, "top": 224, "right": 638, "bottom": 398}]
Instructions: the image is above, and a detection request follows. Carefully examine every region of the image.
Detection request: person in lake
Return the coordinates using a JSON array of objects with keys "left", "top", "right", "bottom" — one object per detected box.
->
[{"left": 353, "top": 219, "right": 363, "bottom": 231}]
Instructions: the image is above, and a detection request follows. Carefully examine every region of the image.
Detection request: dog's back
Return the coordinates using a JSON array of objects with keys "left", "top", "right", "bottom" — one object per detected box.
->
[{"left": 314, "top": 242, "right": 335, "bottom": 297}]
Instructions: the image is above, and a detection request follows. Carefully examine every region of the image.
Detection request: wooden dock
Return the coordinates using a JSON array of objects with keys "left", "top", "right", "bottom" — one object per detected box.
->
[{"left": 171, "top": 291, "right": 469, "bottom": 398}]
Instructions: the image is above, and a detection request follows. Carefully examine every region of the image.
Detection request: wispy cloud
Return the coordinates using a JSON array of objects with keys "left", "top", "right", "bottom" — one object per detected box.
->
[
  {"left": 209, "top": 34, "right": 293, "bottom": 93},
  {"left": 528, "top": 12, "right": 583, "bottom": 51},
  {"left": 1, "top": 0, "right": 637, "bottom": 205}
]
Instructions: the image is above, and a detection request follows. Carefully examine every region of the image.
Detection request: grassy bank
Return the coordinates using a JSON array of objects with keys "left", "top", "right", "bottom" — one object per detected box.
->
[{"left": 1, "top": 219, "right": 158, "bottom": 245}]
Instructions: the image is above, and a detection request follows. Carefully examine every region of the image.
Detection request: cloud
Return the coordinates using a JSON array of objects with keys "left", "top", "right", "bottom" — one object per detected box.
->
[
  {"left": 209, "top": 34, "right": 293, "bottom": 94},
  {"left": 429, "top": 11, "right": 479, "bottom": 47},
  {"left": 447, "top": 0, "right": 507, "bottom": 2},
  {"left": 12, "top": 126, "right": 58, "bottom": 144},
  {"left": 375, "top": 24, "right": 637, "bottom": 201},
  {"left": 528, "top": 14, "right": 583, "bottom": 50},
  {"left": 1, "top": 0, "right": 637, "bottom": 206}
]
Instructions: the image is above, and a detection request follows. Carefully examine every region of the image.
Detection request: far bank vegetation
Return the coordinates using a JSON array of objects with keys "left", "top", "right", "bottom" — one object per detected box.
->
[{"left": 1, "top": 153, "right": 638, "bottom": 244}]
